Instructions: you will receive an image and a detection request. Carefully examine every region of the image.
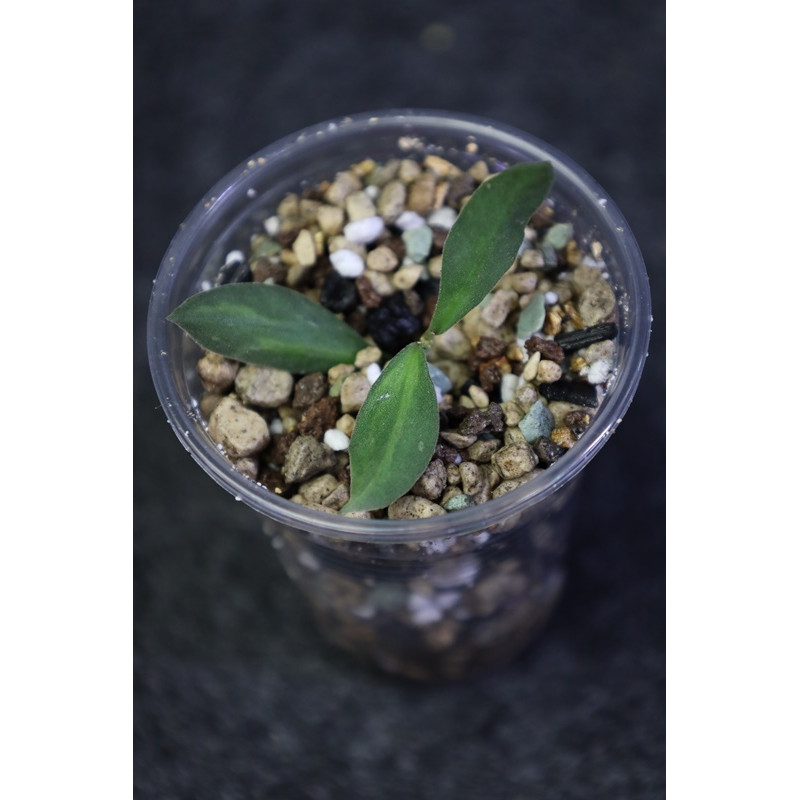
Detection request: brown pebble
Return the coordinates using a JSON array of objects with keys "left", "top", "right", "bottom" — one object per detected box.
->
[
  {"left": 467, "top": 438, "right": 501, "bottom": 463},
  {"left": 235, "top": 364, "right": 294, "bottom": 408},
  {"left": 434, "top": 442, "right": 463, "bottom": 464},
  {"left": 339, "top": 372, "right": 371, "bottom": 413},
  {"left": 263, "top": 430, "right": 298, "bottom": 467},
  {"left": 577, "top": 279, "right": 616, "bottom": 326},
  {"left": 447, "top": 172, "right": 476, "bottom": 205},
  {"left": 478, "top": 357, "right": 509, "bottom": 392},
  {"left": 365, "top": 244, "right": 399, "bottom": 273},
  {"left": 197, "top": 351, "right": 238, "bottom": 393},
  {"left": 529, "top": 202, "right": 554, "bottom": 228},
  {"left": 283, "top": 435, "right": 338, "bottom": 484},
  {"left": 440, "top": 430, "right": 478, "bottom": 449},
  {"left": 524, "top": 335, "right": 565, "bottom": 364},
  {"left": 298, "top": 473, "right": 339, "bottom": 505},
  {"left": 200, "top": 393, "right": 223, "bottom": 418},
  {"left": 563, "top": 410, "right": 593, "bottom": 438},
  {"left": 208, "top": 395, "right": 270, "bottom": 458},
  {"left": 550, "top": 426, "right": 576, "bottom": 449},
  {"left": 474, "top": 336, "right": 509, "bottom": 360},
  {"left": 407, "top": 172, "right": 437, "bottom": 215},
  {"left": 233, "top": 457, "right": 258, "bottom": 480},
  {"left": 258, "top": 469, "right": 287, "bottom": 496},
  {"left": 292, "top": 372, "right": 328, "bottom": 409},
  {"left": 250, "top": 257, "right": 288, "bottom": 284},
  {"left": 492, "top": 442, "right": 537, "bottom": 480},
  {"left": 491, "top": 475, "right": 533, "bottom": 499},
  {"left": 387, "top": 495, "right": 446, "bottom": 519},
  {"left": 430, "top": 226, "right": 448, "bottom": 254},
  {"left": 535, "top": 359, "right": 563, "bottom": 384},
  {"left": 276, "top": 228, "right": 299, "bottom": 248},
  {"left": 298, "top": 395, "right": 340, "bottom": 439},
  {"left": 321, "top": 481, "right": 350, "bottom": 509},
  {"left": 457, "top": 402, "right": 505, "bottom": 437},
  {"left": 459, "top": 461, "right": 488, "bottom": 498},
  {"left": 543, "top": 307, "right": 564, "bottom": 336},
  {"left": 411, "top": 459, "right": 447, "bottom": 501},
  {"left": 376, "top": 180, "right": 407, "bottom": 223}
]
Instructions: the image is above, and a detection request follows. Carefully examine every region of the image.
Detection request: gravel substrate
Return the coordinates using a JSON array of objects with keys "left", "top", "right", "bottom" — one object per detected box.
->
[{"left": 196, "top": 152, "right": 620, "bottom": 521}]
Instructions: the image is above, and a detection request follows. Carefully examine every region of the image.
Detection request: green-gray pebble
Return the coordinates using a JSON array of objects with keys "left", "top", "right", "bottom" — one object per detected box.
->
[
  {"left": 543, "top": 222, "right": 573, "bottom": 249},
  {"left": 401, "top": 225, "right": 433, "bottom": 263},
  {"left": 516, "top": 292, "right": 545, "bottom": 339},
  {"left": 427, "top": 362, "right": 452, "bottom": 393},
  {"left": 443, "top": 493, "right": 471, "bottom": 512},
  {"left": 518, "top": 398, "right": 555, "bottom": 442}
]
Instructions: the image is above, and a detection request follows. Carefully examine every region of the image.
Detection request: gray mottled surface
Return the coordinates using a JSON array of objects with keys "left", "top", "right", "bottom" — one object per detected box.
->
[{"left": 134, "top": 1, "right": 665, "bottom": 796}]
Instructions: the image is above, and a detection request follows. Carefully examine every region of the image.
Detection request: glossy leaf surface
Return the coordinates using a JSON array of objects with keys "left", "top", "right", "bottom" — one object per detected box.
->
[
  {"left": 168, "top": 283, "right": 367, "bottom": 372},
  {"left": 429, "top": 161, "right": 554, "bottom": 334},
  {"left": 343, "top": 343, "right": 439, "bottom": 512}
]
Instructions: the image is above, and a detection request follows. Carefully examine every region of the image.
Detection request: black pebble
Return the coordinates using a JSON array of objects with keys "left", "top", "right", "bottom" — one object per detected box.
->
[
  {"left": 554, "top": 322, "right": 618, "bottom": 353},
  {"left": 538, "top": 379, "right": 599, "bottom": 407},
  {"left": 320, "top": 271, "right": 358, "bottom": 313},
  {"left": 533, "top": 437, "right": 568, "bottom": 466},
  {"left": 366, "top": 292, "right": 422, "bottom": 354}
]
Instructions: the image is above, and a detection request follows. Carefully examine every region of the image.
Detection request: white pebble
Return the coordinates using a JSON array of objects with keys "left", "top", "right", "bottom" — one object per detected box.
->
[
  {"left": 323, "top": 428, "right": 350, "bottom": 451},
  {"left": 264, "top": 215, "right": 280, "bottom": 236},
  {"left": 343, "top": 215, "right": 385, "bottom": 245},
  {"left": 350, "top": 603, "right": 377, "bottom": 619},
  {"left": 298, "top": 550, "right": 321, "bottom": 571},
  {"left": 225, "top": 249, "right": 245, "bottom": 265},
  {"left": 586, "top": 359, "right": 612, "bottom": 385},
  {"left": 394, "top": 210, "right": 426, "bottom": 230},
  {"left": 330, "top": 248, "right": 365, "bottom": 278},
  {"left": 435, "top": 591, "right": 461, "bottom": 610},
  {"left": 408, "top": 594, "right": 443, "bottom": 625},
  {"left": 365, "top": 362, "right": 382, "bottom": 384},
  {"left": 544, "top": 291, "right": 559, "bottom": 305},
  {"left": 427, "top": 206, "right": 457, "bottom": 230},
  {"left": 269, "top": 417, "right": 284, "bottom": 435},
  {"left": 365, "top": 184, "right": 380, "bottom": 199},
  {"left": 500, "top": 373, "right": 520, "bottom": 403}
]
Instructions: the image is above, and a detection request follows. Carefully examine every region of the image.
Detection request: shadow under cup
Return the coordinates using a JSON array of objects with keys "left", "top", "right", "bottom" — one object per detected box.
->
[{"left": 147, "top": 110, "right": 651, "bottom": 681}]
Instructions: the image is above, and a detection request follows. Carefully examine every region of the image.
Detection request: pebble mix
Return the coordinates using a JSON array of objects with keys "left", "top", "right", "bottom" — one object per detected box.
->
[
  {"left": 191, "top": 148, "right": 621, "bottom": 680},
  {"left": 197, "top": 152, "right": 619, "bottom": 519}
]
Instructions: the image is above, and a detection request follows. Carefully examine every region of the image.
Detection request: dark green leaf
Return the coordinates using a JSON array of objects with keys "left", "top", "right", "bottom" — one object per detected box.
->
[
  {"left": 428, "top": 161, "right": 554, "bottom": 334},
  {"left": 167, "top": 283, "right": 368, "bottom": 372},
  {"left": 343, "top": 343, "right": 439, "bottom": 512}
]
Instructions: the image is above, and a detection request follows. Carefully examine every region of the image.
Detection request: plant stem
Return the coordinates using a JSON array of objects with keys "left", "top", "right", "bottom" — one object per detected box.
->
[{"left": 419, "top": 328, "right": 435, "bottom": 351}]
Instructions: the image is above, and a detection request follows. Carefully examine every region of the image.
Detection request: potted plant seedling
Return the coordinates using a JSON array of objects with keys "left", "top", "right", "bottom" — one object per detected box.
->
[{"left": 148, "top": 110, "right": 650, "bottom": 680}]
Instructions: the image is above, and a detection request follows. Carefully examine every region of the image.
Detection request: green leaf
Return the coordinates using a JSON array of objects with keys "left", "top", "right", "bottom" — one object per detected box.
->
[
  {"left": 167, "top": 283, "right": 368, "bottom": 373},
  {"left": 343, "top": 343, "right": 439, "bottom": 512},
  {"left": 428, "top": 161, "right": 554, "bottom": 335}
]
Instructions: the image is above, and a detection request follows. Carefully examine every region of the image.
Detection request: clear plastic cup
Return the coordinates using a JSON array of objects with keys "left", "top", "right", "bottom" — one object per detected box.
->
[{"left": 147, "top": 109, "right": 651, "bottom": 681}]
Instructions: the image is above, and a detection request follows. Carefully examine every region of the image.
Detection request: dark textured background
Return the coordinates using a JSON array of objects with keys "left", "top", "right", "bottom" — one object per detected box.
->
[{"left": 134, "top": 1, "right": 665, "bottom": 797}]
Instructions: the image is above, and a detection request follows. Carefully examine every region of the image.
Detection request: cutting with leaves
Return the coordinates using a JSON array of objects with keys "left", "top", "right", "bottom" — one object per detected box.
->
[{"left": 168, "top": 160, "right": 555, "bottom": 512}]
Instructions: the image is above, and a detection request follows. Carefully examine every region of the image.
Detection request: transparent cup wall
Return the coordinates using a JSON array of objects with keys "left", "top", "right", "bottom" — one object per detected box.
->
[
  {"left": 267, "top": 480, "right": 578, "bottom": 680},
  {"left": 148, "top": 111, "right": 650, "bottom": 681}
]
